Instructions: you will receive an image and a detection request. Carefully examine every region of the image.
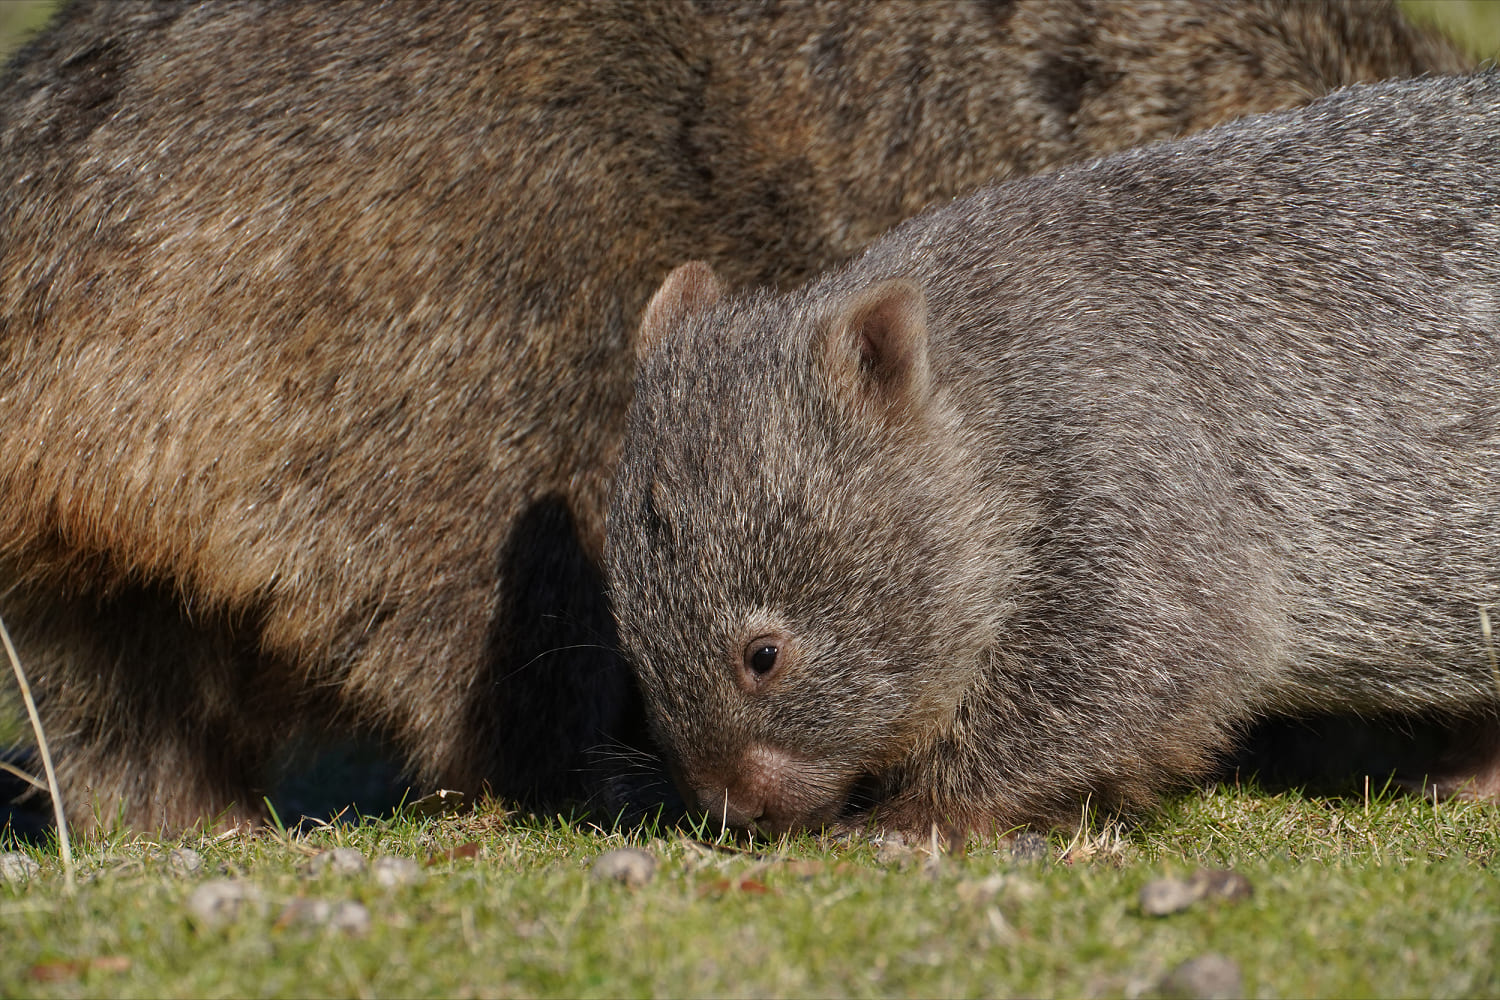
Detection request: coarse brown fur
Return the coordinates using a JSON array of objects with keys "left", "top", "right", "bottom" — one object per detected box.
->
[
  {"left": 608, "top": 73, "right": 1500, "bottom": 836},
  {"left": 0, "top": 0, "right": 1465, "bottom": 831}
]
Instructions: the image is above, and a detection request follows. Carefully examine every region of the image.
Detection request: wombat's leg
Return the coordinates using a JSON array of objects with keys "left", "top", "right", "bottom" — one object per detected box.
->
[
  {"left": 1420, "top": 717, "right": 1500, "bottom": 802},
  {"left": 51, "top": 714, "right": 268, "bottom": 834},
  {"left": 364, "top": 494, "right": 633, "bottom": 811},
  {"left": 6, "top": 581, "right": 279, "bottom": 833}
]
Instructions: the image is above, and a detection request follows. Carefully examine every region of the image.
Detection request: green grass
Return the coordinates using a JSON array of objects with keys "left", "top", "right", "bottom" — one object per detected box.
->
[
  {"left": 0, "top": 0, "right": 52, "bottom": 64},
  {"left": 1, "top": 786, "right": 1496, "bottom": 998},
  {"left": 0, "top": 685, "right": 26, "bottom": 748},
  {"left": 1404, "top": 0, "right": 1500, "bottom": 61}
]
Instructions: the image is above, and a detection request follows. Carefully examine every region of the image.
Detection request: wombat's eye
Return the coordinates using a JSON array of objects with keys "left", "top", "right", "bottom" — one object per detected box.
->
[
  {"left": 748, "top": 644, "right": 779, "bottom": 675},
  {"left": 737, "top": 632, "right": 790, "bottom": 691}
]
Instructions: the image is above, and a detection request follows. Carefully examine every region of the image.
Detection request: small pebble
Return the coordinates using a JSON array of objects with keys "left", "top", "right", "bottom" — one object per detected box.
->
[
  {"left": 590, "top": 847, "right": 657, "bottom": 887},
  {"left": 308, "top": 847, "right": 367, "bottom": 876},
  {"left": 1139, "top": 876, "right": 1203, "bottom": 916},
  {"left": 277, "top": 898, "right": 372, "bottom": 935},
  {"left": 1140, "top": 868, "right": 1253, "bottom": 916},
  {"left": 1193, "top": 868, "right": 1253, "bottom": 902},
  {"left": 329, "top": 900, "right": 372, "bottom": 935},
  {"left": 403, "top": 788, "right": 466, "bottom": 819},
  {"left": 874, "top": 833, "right": 915, "bottom": 865},
  {"left": 1008, "top": 832, "right": 1049, "bottom": 865},
  {"left": 279, "top": 898, "right": 333, "bottom": 926},
  {"left": 371, "top": 855, "right": 422, "bottom": 888},
  {"left": 0, "top": 852, "right": 40, "bottom": 885},
  {"left": 167, "top": 848, "right": 204, "bottom": 877},
  {"left": 186, "top": 880, "right": 262, "bottom": 927},
  {"left": 1158, "top": 953, "right": 1244, "bottom": 1000},
  {"left": 955, "top": 873, "right": 1008, "bottom": 904}
]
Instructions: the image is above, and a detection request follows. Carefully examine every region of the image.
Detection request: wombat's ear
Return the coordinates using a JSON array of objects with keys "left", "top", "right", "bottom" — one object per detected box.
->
[
  {"left": 823, "top": 280, "right": 930, "bottom": 417},
  {"left": 638, "top": 261, "right": 723, "bottom": 362}
]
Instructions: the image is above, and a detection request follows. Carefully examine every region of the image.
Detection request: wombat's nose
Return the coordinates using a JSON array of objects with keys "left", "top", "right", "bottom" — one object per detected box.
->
[
  {"left": 695, "top": 787, "right": 765, "bottom": 830},
  {"left": 690, "top": 744, "right": 813, "bottom": 833}
]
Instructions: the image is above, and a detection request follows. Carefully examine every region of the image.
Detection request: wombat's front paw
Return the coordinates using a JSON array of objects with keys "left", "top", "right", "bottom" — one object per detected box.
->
[{"left": 1399, "top": 720, "right": 1500, "bottom": 802}]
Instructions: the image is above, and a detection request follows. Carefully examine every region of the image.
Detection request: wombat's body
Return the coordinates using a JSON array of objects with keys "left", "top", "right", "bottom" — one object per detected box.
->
[
  {"left": 0, "top": 0, "right": 1465, "bottom": 830},
  {"left": 608, "top": 73, "right": 1500, "bottom": 835}
]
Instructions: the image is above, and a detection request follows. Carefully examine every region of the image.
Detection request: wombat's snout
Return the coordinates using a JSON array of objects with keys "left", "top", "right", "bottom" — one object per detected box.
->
[{"left": 686, "top": 744, "right": 845, "bottom": 835}]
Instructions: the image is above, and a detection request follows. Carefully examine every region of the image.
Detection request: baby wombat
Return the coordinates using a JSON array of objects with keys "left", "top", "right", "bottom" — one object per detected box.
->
[
  {"left": 0, "top": 0, "right": 1467, "bottom": 832},
  {"left": 607, "top": 72, "right": 1500, "bottom": 836}
]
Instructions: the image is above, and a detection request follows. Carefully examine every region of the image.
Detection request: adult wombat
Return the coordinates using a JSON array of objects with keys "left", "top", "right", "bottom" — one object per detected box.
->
[
  {"left": 607, "top": 72, "right": 1500, "bottom": 836},
  {"left": 0, "top": 0, "right": 1466, "bottom": 831}
]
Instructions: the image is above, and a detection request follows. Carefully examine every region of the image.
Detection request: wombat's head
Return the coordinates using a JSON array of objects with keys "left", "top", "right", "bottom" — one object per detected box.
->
[{"left": 605, "top": 262, "right": 1018, "bottom": 835}]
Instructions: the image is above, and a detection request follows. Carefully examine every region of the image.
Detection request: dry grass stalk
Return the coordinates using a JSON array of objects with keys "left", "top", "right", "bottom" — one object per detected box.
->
[{"left": 1, "top": 611, "right": 74, "bottom": 885}]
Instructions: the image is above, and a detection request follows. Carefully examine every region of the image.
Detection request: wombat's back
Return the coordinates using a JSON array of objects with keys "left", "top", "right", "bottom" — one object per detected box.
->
[
  {"left": 702, "top": 0, "right": 1469, "bottom": 265},
  {"left": 884, "top": 72, "right": 1500, "bottom": 713}
]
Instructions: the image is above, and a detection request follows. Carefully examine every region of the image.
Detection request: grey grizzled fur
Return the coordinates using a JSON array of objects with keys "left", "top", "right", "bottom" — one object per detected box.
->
[
  {"left": 0, "top": 0, "right": 1466, "bottom": 832},
  {"left": 607, "top": 73, "right": 1500, "bottom": 835}
]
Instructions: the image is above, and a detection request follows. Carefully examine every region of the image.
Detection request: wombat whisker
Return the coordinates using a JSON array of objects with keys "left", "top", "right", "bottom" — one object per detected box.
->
[
  {"left": 839, "top": 773, "right": 884, "bottom": 821},
  {"left": 498, "top": 643, "right": 617, "bottom": 683},
  {"left": 534, "top": 612, "right": 617, "bottom": 645},
  {"left": 586, "top": 738, "right": 661, "bottom": 763},
  {"left": 583, "top": 751, "right": 662, "bottom": 775}
]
